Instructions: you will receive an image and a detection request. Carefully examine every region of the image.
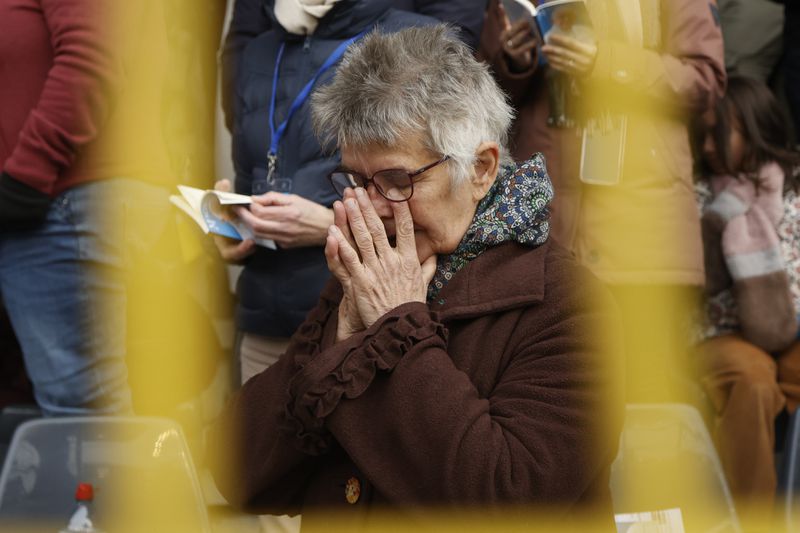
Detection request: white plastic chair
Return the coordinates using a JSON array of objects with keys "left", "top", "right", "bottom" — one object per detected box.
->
[
  {"left": 0, "top": 416, "right": 210, "bottom": 532},
  {"left": 610, "top": 403, "right": 741, "bottom": 533}
]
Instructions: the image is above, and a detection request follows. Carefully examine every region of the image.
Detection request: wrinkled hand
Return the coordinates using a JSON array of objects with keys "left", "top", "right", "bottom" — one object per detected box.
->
[
  {"left": 541, "top": 33, "right": 597, "bottom": 77},
  {"left": 336, "top": 283, "right": 365, "bottom": 343},
  {"left": 330, "top": 193, "right": 365, "bottom": 341},
  {"left": 325, "top": 187, "right": 437, "bottom": 341},
  {"left": 235, "top": 192, "right": 334, "bottom": 249},
  {"left": 212, "top": 179, "right": 256, "bottom": 263},
  {"left": 500, "top": 17, "right": 538, "bottom": 73}
]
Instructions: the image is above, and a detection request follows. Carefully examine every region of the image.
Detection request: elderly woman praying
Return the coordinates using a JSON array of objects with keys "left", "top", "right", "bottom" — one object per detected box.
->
[{"left": 209, "top": 24, "right": 622, "bottom": 529}]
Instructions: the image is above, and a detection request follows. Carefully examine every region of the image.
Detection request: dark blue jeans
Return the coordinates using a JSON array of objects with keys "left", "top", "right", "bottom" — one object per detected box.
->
[{"left": 0, "top": 179, "right": 131, "bottom": 415}]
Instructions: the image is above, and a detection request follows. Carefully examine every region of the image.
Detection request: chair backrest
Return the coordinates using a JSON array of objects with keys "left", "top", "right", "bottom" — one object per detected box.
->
[
  {"left": 0, "top": 405, "right": 41, "bottom": 472},
  {"left": 610, "top": 403, "right": 741, "bottom": 533},
  {"left": 778, "top": 408, "right": 800, "bottom": 531},
  {"left": 0, "top": 416, "right": 210, "bottom": 533}
]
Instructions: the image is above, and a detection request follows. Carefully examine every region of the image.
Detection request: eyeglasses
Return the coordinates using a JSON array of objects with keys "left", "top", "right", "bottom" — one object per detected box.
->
[{"left": 328, "top": 155, "right": 450, "bottom": 202}]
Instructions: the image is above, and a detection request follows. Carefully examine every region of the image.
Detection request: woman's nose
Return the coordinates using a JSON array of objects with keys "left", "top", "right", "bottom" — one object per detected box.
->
[{"left": 367, "top": 184, "right": 394, "bottom": 218}]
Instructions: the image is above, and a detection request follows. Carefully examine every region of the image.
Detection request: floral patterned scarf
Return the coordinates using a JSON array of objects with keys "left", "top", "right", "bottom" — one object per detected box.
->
[{"left": 427, "top": 153, "right": 554, "bottom": 301}]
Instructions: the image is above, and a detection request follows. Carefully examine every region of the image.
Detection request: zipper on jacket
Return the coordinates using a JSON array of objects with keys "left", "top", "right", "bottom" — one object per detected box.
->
[{"left": 303, "top": 36, "right": 312, "bottom": 52}]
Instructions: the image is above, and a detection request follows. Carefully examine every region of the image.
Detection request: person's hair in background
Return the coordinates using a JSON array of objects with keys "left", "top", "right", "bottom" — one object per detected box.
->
[
  {"left": 703, "top": 75, "right": 800, "bottom": 191},
  {"left": 311, "top": 25, "right": 514, "bottom": 186}
]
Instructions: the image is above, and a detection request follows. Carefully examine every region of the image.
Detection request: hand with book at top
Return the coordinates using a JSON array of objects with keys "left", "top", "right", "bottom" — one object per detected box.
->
[
  {"left": 235, "top": 189, "right": 335, "bottom": 249},
  {"left": 540, "top": 2, "right": 597, "bottom": 76},
  {"left": 541, "top": 33, "right": 597, "bottom": 77},
  {"left": 212, "top": 179, "right": 256, "bottom": 263},
  {"left": 492, "top": 0, "right": 538, "bottom": 73}
]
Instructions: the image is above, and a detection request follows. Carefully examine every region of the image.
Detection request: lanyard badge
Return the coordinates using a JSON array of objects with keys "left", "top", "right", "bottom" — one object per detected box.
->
[
  {"left": 266, "top": 153, "right": 277, "bottom": 184},
  {"left": 258, "top": 31, "right": 367, "bottom": 196}
]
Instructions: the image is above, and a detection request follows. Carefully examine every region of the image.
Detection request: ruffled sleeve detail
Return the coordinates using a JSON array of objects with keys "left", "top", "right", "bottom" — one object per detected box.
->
[
  {"left": 282, "top": 302, "right": 448, "bottom": 456},
  {"left": 286, "top": 279, "right": 343, "bottom": 369}
]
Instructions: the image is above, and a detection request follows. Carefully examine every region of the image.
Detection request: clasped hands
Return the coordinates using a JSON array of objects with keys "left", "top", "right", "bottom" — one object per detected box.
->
[{"left": 325, "top": 188, "right": 437, "bottom": 342}]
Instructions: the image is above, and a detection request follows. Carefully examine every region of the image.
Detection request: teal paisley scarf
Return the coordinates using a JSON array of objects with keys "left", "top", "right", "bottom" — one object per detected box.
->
[{"left": 427, "top": 153, "right": 554, "bottom": 302}]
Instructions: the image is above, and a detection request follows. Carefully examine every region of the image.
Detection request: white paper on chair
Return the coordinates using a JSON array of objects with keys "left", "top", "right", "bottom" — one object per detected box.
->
[{"left": 614, "top": 507, "right": 685, "bottom": 533}]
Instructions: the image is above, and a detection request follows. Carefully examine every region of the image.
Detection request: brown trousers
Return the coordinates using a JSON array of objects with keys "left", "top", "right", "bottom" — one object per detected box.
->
[
  {"left": 697, "top": 334, "right": 800, "bottom": 509},
  {"left": 238, "top": 333, "right": 291, "bottom": 386}
]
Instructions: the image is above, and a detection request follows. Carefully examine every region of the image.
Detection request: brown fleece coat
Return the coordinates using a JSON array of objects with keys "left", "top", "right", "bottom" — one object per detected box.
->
[{"left": 208, "top": 240, "right": 623, "bottom": 530}]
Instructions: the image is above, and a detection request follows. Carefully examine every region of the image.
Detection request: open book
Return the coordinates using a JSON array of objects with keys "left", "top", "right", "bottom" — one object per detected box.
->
[
  {"left": 169, "top": 185, "right": 276, "bottom": 249},
  {"left": 502, "top": 0, "right": 595, "bottom": 45}
]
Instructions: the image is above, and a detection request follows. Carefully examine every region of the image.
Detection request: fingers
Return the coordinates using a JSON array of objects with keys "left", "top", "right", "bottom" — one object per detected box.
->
[
  {"left": 501, "top": 22, "right": 537, "bottom": 71},
  {"left": 543, "top": 52, "right": 570, "bottom": 73},
  {"left": 236, "top": 207, "right": 269, "bottom": 232},
  {"left": 514, "top": 40, "right": 538, "bottom": 55},
  {"left": 231, "top": 239, "right": 256, "bottom": 260},
  {"left": 249, "top": 202, "right": 294, "bottom": 221},
  {"left": 542, "top": 45, "right": 594, "bottom": 75},
  {"left": 508, "top": 20, "right": 533, "bottom": 42},
  {"left": 542, "top": 44, "right": 589, "bottom": 65},
  {"left": 501, "top": 20, "right": 534, "bottom": 48},
  {"left": 328, "top": 225, "right": 364, "bottom": 279},
  {"left": 545, "top": 33, "right": 571, "bottom": 48},
  {"left": 214, "top": 236, "right": 255, "bottom": 263},
  {"left": 343, "top": 197, "right": 379, "bottom": 267},
  {"left": 333, "top": 199, "right": 357, "bottom": 251},
  {"left": 498, "top": 1, "right": 511, "bottom": 31},
  {"left": 389, "top": 196, "right": 418, "bottom": 259},
  {"left": 354, "top": 187, "right": 392, "bottom": 257},
  {"left": 542, "top": 35, "right": 597, "bottom": 76},
  {"left": 214, "top": 179, "right": 232, "bottom": 192},
  {"left": 333, "top": 200, "right": 349, "bottom": 233},
  {"left": 324, "top": 233, "right": 351, "bottom": 285},
  {"left": 547, "top": 33, "right": 595, "bottom": 55},
  {"left": 251, "top": 191, "right": 293, "bottom": 206},
  {"left": 546, "top": 56, "right": 587, "bottom": 76}
]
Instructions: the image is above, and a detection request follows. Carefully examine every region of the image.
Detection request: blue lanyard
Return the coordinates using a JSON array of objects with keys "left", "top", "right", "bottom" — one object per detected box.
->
[{"left": 266, "top": 31, "right": 367, "bottom": 181}]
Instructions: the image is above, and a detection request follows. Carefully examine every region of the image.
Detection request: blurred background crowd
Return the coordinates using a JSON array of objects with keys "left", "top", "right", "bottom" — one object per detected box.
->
[{"left": 1, "top": 0, "right": 799, "bottom": 530}]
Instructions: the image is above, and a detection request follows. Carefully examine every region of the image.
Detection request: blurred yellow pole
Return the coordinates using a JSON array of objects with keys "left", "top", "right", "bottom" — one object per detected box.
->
[{"left": 102, "top": 1, "right": 232, "bottom": 531}]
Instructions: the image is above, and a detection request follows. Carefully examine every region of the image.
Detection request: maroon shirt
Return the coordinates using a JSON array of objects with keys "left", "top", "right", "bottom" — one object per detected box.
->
[{"left": 0, "top": 0, "right": 118, "bottom": 196}]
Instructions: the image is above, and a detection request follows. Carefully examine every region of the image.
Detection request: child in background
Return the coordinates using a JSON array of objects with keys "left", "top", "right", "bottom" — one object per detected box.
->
[{"left": 695, "top": 75, "right": 800, "bottom": 524}]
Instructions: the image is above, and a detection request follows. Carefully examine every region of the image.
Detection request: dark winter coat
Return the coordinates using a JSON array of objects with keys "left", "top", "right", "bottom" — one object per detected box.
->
[
  {"left": 231, "top": 0, "right": 434, "bottom": 336},
  {"left": 209, "top": 239, "right": 624, "bottom": 530}
]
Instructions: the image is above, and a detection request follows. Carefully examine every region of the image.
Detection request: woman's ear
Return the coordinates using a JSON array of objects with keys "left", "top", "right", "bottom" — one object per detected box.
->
[{"left": 471, "top": 142, "right": 501, "bottom": 201}]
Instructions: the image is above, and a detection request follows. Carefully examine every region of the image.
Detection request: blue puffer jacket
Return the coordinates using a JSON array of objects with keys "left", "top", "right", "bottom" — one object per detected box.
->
[{"left": 233, "top": 0, "right": 435, "bottom": 337}]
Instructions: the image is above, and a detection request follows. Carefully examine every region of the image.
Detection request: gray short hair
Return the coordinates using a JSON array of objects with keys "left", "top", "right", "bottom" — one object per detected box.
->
[{"left": 311, "top": 24, "right": 514, "bottom": 185}]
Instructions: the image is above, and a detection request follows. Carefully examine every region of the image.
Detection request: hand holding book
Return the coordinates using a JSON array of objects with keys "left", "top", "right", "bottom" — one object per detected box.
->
[
  {"left": 171, "top": 178, "right": 337, "bottom": 256},
  {"left": 496, "top": 0, "right": 538, "bottom": 72},
  {"left": 538, "top": 0, "right": 597, "bottom": 77},
  {"left": 237, "top": 192, "right": 334, "bottom": 249},
  {"left": 211, "top": 179, "right": 257, "bottom": 263},
  {"left": 542, "top": 33, "right": 597, "bottom": 77},
  {"left": 169, "top": 179, "right": 272, "bottom": 263}
]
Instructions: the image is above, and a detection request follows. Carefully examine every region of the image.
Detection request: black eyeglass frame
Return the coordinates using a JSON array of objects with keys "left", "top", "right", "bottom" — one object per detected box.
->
[{"left": 327, "top": 155, "right": 450, "bottom": 202}]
